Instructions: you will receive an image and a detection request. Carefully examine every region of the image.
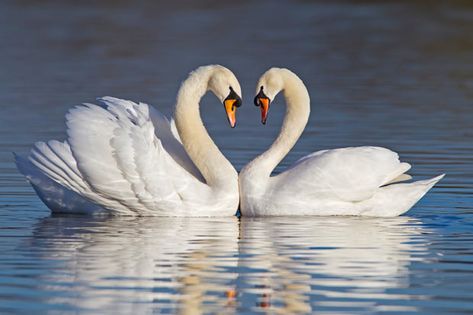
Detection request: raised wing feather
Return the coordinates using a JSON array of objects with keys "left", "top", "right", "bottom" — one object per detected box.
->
[
  {"left": 65, "top": 97, "right": 209, "bottom": 215},
  {"left": 16, "top": 140, "right": 129, "bottom": 214},
  {"left": 18, "top": 97, "right": 210, "bottom": 215},
  {"left": 276, "top": 146, "right": 411, "bottom": 202},
  {"left": 99, "top": 97, "right": 203, "bottom": 181}
]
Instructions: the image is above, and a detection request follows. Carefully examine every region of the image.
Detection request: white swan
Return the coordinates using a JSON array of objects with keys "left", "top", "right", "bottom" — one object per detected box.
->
[
  {"left": 239, "top": 68, "right": 444, "bottom": 217},
  {"left": 16, "top": 65, "right": 242, "bottom": 216}
]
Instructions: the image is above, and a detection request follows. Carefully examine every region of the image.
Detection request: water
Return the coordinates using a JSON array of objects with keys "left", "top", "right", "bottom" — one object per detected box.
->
[{"left": 1, "top": 0, "right": 472, "bottom": 314}]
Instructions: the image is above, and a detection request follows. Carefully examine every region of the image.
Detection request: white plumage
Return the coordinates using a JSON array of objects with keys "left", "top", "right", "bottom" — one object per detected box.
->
[{"left": 240, "top": 68, "right": 444, "bottom": 217}]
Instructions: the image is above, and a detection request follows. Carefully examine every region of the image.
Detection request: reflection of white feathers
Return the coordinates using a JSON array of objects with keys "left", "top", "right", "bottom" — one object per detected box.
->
[
  {"left": 32, "top": 216, "right": 240, "bottom": 314},
  {"left": 239, "top": 216, "right": 428, "bottom": 313},
  {"left": 29, "top": 216, "right": 428, "bottom": 314},
  {"left": 16, "top": 65, "right": 241, "bottom": 216},
  {"left": 240, "top": 68, "right": 444, "bottom": 216}
]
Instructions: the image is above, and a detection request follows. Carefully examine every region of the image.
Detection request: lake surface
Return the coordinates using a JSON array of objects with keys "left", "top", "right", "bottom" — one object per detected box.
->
[{"left": 1, "top": 0, "right": 473, "bottom": 314}]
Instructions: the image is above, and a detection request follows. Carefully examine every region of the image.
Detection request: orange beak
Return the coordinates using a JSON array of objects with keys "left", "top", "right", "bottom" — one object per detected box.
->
[
  {"left": 258, "top": 98, "right": 270, "bottom": 125},
  {"left": 224, "top": 99, "right": 238, "bottom": 128}
]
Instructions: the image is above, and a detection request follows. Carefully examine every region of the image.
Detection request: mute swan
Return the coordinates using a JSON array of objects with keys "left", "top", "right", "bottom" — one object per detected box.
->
[
  {"left": 239, "top": 68, "right": 444, "bottom": 217},
  {"left": 16, "top": 65, "right": 242, "bottom": 216}
]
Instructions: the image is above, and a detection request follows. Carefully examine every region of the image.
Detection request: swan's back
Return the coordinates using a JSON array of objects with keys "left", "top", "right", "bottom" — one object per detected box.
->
[{"left": 276, "top": 146, "right": 410, "bottom": 202}]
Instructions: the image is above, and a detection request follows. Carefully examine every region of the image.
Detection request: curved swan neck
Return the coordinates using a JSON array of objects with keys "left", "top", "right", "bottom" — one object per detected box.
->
[
  {"left": 174, "top": 66, "right": 237, "bottom": 187},
  {"left": 248, "top": 69, "right": 310, "bottom": 177}
]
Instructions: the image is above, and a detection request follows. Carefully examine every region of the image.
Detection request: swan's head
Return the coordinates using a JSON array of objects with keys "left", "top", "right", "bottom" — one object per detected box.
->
[
  {"left": 254, "top": 68, "right": 284, "bottom": 124},
  {"left": 208, "top": 66, "right": 242, "bottom": 128}
]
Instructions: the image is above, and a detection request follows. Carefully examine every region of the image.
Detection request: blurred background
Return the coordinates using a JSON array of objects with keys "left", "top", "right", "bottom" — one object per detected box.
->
[{"left": 1, "top": 1, "right": 473, "bottom": 314}]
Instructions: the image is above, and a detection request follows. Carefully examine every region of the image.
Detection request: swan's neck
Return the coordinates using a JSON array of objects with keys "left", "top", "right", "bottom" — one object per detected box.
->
[
  {"left": 174, "top": 68, "right": 237, "bottom": 187},
  {"left": 247, "top": 71, "right": 310, "bottom": 178}
]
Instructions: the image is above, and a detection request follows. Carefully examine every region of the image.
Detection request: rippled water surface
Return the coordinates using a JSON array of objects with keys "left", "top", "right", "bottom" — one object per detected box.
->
[{"left": 1, "top": 1, "right": 473, "bottom": 314}]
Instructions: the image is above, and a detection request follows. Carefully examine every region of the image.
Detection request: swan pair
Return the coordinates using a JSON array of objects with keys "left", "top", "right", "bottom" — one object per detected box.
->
[{"left": 16, "top": 65, "right": 444, "bottom": 217}]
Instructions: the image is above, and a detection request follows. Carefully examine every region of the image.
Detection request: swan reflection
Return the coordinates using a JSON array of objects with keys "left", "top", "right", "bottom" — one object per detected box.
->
[
  {"left": 237, "top": 216, "right": 429, "bottom": 314},
  {"left": 30, "top": 216, "right": 240, "bottom": 314},
  {"left": 29, "top": 215, "right": 429, "bottom": 314}
]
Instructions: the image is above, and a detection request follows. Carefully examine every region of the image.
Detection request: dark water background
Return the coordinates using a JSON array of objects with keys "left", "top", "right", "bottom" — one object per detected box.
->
[{"left": 1, "top": 0, "right": 472, "bottom": 314}]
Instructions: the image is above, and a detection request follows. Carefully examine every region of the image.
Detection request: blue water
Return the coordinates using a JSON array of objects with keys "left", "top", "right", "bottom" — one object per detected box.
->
[{"left": 1, "top": 1, "right": 473, "bottom": 314}]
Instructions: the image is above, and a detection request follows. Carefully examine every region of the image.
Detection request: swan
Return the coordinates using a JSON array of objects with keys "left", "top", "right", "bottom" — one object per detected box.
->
[
  {"left": 15, "top": 65, "right": 242, "bottom": 216},
  {"left": 239, "top": 68, "right": 444, "bottom": 217}
]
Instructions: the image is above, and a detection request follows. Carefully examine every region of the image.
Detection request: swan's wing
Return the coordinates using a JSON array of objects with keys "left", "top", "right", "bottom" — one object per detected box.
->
[
  {"left": 276, "top": 146, "right": 411, "bottom": 202},
  {"left": 63, "top": 97, "right": 209, "bottom": 215},
  {"left": 100, "top": 97, "right": 203, "bottom": 182},
  {"left": 15, "top": 148, "right": 108, "bottom": 215},
  {"left": 16, "top": 140, "right": 130, "bottom": 214}
]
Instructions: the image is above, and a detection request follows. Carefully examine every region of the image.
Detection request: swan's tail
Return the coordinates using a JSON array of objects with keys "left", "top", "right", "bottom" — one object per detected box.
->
[
  {"left": 14, "top": 142, "right": 106, "bottom": 215},
  {"left": 361, "top": 174, "right": 445, "bottom": 217}
]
